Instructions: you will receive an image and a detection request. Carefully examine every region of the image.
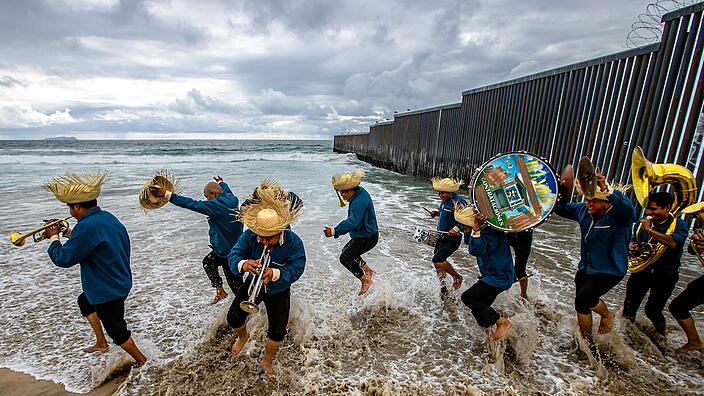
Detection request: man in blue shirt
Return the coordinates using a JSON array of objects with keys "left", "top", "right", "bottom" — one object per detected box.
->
[
  {"left": 43, "top": 171, "right": 147, "bottom": 367},
  {"left": 227, "top": 183, "right": 305, "bottom": 382},
  {"left": 429, "top": 177, "right": 466, "bottom": 292},
  {"left": 459, "top": 209, "right": 515, "bottom": 341},
  {"left": 150, "top": 176, "right": 243, "bottom": 304},
  {"left": 555, "top": 172, "right": 635, "bottom": 341},
  {"left": 623, "top": 192, "right": 689, "bottom": 335},
  {"left": 324, "top": 170, "right": 378, "bottom": 296}
]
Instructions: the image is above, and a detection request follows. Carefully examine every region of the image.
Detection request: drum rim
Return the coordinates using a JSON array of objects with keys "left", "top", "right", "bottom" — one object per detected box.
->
[{"left": 469, "top": 150, "right": 559, "bottom": 233}]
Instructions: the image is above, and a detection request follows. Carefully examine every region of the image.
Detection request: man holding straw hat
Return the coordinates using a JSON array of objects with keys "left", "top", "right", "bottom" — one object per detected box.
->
[
  {"left": 324, "top": 169, "right": 378, "bottom": 296},
  {"left": 146, "top": 172, "right": 244, "bottom": 304},
  {"left": 554, "top": 171, "right": 635, "bottom": 340},
  {"left": 43, "top": 171, "right": 148, "bottom": 367},
  {"left": 227, "top": 181, "right": 305, "bottom": 382},
  {"left": 455, "top": 205, "right": 514, "bottom": 341},
  {"left": 429, "top": 177, "right": 467, "bottom": 292}
]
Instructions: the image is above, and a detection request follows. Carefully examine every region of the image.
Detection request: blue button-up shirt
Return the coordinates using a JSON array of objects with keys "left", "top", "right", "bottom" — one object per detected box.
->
[
  {"left": 465, "top": 227, "right": 515, "bottom": 290},
  {"left": 438, "top": 193, "right": 467, "bottom": 241},
  {"left": 334, "top": 187, "right": 379, "bottom": 239}
]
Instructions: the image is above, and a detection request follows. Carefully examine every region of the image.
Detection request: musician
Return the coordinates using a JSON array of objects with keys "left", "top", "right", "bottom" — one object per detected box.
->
[
  {"left": 622, "top": 192, "right": 688, "bottom": 335},
  {"left": 149, "top": 176, "right": 243, "bottom": 304},
  {"left": 668, "top": 225, "right": 704, "bottom": 352},
  {"left": 227, "top": 184, "right": 305, "bottom": 381},
  {"left": 429, "top": 177, "right": 466, "bottom": 290},
  {"left": 42, "top": 171, "right": 147, "bottom": 367},
  {"left": 458, "top": 208, "right": 514, "bottom": 341},
  {"left": 507, "top": 230, "right": 533, "bottom": 299},
  {"left": 324, "top": 170, "right": 378, "bottom": 296},
  {"left": 554, "top": 172, "right": 635, "bottom": 340}
]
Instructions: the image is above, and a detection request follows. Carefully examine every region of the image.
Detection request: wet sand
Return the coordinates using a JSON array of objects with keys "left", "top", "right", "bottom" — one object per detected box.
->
[{"left": 0, "top": 368, "right": 126, "bottom": 396}]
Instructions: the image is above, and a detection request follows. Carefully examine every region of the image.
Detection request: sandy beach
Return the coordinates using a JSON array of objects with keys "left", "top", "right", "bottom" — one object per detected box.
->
[{"left": 0, "top": 368, "right": 126, "bottom": 396}]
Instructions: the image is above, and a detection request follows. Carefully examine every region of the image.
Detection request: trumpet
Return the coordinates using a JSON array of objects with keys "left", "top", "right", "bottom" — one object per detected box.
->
[
  {"left": 10, "top": 217, "right": 72, "bottom": 247},
  {"left": 240, "top": 246, "right": 272, "bottom": 314},
  {"left": 335, "top": 188, "right": 347, "bottom": 207}
]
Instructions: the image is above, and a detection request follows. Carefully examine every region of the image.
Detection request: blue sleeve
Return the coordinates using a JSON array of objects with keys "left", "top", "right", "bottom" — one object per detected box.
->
[
  {"left": 219, "top": 182, "right": 232, "bottom": 195},
  {"left": 277, "top": 239, "right": 306, "bottom": 286},
  {"left": 673, "top": 218, "right": 689, "bottom": 248},
  {"left": 467, "top": 231, "right": 498, "bottom": 256},
  {"left": 170, "top": 194, "right": 231, "bottom": 217},
  {"left": 554, "top": 201, "right": 580, "bottom": 221},
  {"left": 607, "top": 190, "right": 636, "bottom": 224},
  {"left": 47, "top": 227, "right": 97, "bottom": 268},
  {"left": 228, "top": 233, "right": 249, "bottom": 274},
  {"left": 334, "top": 202, "right": 364, "bottom": 238}
]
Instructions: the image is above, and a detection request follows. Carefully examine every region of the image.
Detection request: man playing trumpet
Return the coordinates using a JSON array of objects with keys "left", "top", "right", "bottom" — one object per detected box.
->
[
  {"left": 429, "top": 177, "right": 466, "bottom": 291},
  {"left": 147, "top": 175, "right": 243, "bottom": 304},
  {"left": 227, "top": 182, "right": 305, "bottom": 381},
  {"left": 43, "top": 171, "right": 147, "bottom": 367},
  {"left": 324, "top": 170, "right": 378, "bottom": 296},
  {"left": 622, "top": 192, "right": 688, "bottom": 335},
  {"left": 554, "top": 171, "right": 635, "bottom": 340}
]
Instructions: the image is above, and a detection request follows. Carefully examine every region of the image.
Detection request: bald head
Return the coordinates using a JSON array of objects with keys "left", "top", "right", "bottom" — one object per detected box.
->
[{"left": 203, "top": 182, "right": 222, "bottom": 200}]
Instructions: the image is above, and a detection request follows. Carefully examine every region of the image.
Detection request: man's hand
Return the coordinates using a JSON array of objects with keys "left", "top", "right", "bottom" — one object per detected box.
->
[
  {"left": 43, "top": 225, "right": 61, "bottom": 239},
  {"left": 261, "top": 268, "right": 274, "bottom": 285},
  {"left": 448, "top": 229, "right": 459, "bottom": 237},
  {"left": 430, "top": 210, "right": 439, "bottom": 218},
  {"left": 242, "top": 259, "right": 261, "bottom": 275},
  {"left": 214, "top": 176, "right": 223, "bottom": 183},
  {"left": 463, "top": 225, "right": 472, "bottom": 233},
  {"left": 692, "top": 232, "right": 704, "bottom": 250},
  {"left": 640, "top": 218, "right": 653, "bottom": 232},
  {"left": 473, "top": 212, "right": 487, "bottom": 232},
  {"left": 323, "top": 227, "right": 333, "bottom": 238},
  {"left": 149, "top": 185, "right": 166, "bottom": 197},
  {"left": 596, "top": 171, "right": 607, "bottom": 192}
]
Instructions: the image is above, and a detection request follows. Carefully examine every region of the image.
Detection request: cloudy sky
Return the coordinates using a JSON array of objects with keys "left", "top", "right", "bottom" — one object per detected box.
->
[{"left": 0, "top": 0, "right": 672, "bottom": 139}]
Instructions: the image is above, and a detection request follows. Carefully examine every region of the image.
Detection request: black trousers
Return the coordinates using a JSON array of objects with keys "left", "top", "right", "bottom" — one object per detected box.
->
[
  {"left": 574, "top": 270, "right": 623, "bottom": 315},
  {"left": 622, "top": 270, "right": 679, "bottom": 325},
  {"left": 203, "top": 251, "right": 242, "bottom": 293},
  {"left": 432, "top": 237, "right": 461, "bottom": 263},
  {"left": 507, "top": 230, "right": 533, "bottom": 280},
  {"left": 227, "top": 279, "right": 291, "bottom": 342},
  {"left": 669, "top": 274, "right": 704, "bottom": 320},
  {"left": 461, "top": 281, "right": 502, "bottom": 328},
  {"left": 77, "top": 293, "right": 131, "bottom": 345},
  {"left": 339, "top": 234, "right": 379, "bottom": 279}
]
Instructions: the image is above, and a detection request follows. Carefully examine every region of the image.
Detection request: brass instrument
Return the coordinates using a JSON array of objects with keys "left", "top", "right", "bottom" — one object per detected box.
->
[
  {"left": 335, "top": 188, "right": 347, "bottom": 207},
  {"left": 10, "top": 217, "right": 72, "bottom": 247},
  {"left": 240, "top": 246, "right": 272, "bottom": 314},
  {"left": 628, "top": 146, "right": 697, "bottom": 272},
  {"left": 681, "top": 202, "right": 704, "bottom": 266}
]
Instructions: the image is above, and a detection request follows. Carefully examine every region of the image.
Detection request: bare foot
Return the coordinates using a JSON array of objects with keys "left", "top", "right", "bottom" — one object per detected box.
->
[
  {"left": 83, "top": 343, "right": 109, "bottom": 353},
  {"left": 133, "top": 357, "right": 148, "bottom": 368},
  {"left": 520, "top": 292, "right": 528, "bottom": 300},
  {"left": 363, "top": 263, "right": 375, "bottom": 278},
  {"left": 597, "top": 312, "right": 615, "bottom": 335},
  {"left": 210, "top": 288, "right": 228, "bottom": 305},
  {"left": 231, "top": 333, "right": 250, "bottom": 356},
  {"left": 260, "top": 359, "right": 277, "bottom": 382},
  {"left": 491, "top": 319, "right": 513, "bottom": 341},
  {"left": 675, "top": 341, "right": 704, "bottom": 353},
  {"left": 452, "top": 274, "right": 463, "bottom": 290},
  {"left": 358, "top": 275, "right": 373, "bottom": 296}
]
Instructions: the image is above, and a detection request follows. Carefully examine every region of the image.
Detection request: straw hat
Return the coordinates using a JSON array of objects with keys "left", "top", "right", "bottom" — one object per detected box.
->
[
  {"left": 44, "top": 170, "right": 107, "bottom": 204},
  {"left": 575, "top": 180, "right": 631, "bottom": 201},
  {"left": 431, "top": 177, "right": 463, "bottom": 193},
  {"left": 239, "top": 180, "right": 302, "bottom": 236},
  {"left": 139, "top": 170, "right": 181, "bottom": 211},
  {"left": 332, "top": 169, "right": 365, "bottom": 191},
  {"left": 453, "top": 203, "right": 476, "bottom": 227}
]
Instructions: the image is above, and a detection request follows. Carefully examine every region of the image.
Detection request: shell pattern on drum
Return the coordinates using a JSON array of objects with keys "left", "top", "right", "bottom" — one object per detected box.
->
[{"left": 471, "top": 152, "right": 559, "bottom": 232}]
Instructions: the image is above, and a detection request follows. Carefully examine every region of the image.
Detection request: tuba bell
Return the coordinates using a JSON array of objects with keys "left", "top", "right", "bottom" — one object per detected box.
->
[
  {"left": 10, "top": 217, "right": 72, "bottom": 247},
  {"left": 681, "top": 202, "right": 704, "bottom": 266},
  {"left": 628, "top": 147, "right": 697, "bottom": 272}
]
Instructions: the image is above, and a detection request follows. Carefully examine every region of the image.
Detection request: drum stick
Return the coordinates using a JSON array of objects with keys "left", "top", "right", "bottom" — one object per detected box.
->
[{"left": 422, "top": 207, "right": 434, "bottom": 215}]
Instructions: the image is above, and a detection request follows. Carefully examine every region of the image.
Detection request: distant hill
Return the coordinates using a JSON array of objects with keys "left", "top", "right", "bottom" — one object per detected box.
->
[{"left": 44, "top": 136, "right": 78, "bottom": 141}]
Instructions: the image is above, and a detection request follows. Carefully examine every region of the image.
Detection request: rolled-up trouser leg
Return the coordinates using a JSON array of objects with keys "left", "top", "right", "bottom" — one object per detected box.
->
[
  {"left": 203, "top": 251, "right": 224, "bottom": 288},
  {"left": 507, "top": 230, "right": 532, "bottom": 280},
  {"left": 263, "top": 288, "right": 291, "bottom": 342},
  {"left": 339, "top": 234, "right": 379, "bottom": 279},
  {"left": 670, "top": 275, "right": 704, "bottom": 320},
  {"left": 461, "top": 281, "right": 501, "bottom": 328},
  {"left": 644, "top": 270, "right": 678, "bottom": 325},
  {"left": 574, "top": 270, "right": 623, "bottom": 315}
]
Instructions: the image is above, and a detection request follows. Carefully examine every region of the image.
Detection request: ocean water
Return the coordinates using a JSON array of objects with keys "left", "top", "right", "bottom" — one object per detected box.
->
[{"left": 0, "top": 139, "right": 702, "bottom": 395}]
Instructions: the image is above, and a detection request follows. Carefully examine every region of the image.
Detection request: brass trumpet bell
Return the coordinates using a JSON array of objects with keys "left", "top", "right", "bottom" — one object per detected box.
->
[{"left": 9, "top": 217, "right": 72, "bottom": 247}]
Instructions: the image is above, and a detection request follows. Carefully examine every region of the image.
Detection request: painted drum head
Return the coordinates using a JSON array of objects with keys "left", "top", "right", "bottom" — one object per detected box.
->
[{"left": 470, "top": 152, "right": 559, "bottom": 232}]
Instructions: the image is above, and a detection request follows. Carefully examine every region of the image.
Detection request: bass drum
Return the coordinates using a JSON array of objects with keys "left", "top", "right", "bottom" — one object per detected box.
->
[{"left": 470, "top": 151, "right": 559, "bottom": 232}]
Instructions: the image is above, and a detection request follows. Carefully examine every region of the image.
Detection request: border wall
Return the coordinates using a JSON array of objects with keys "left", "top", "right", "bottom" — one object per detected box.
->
[{"left": 334, "top": 3, "right": 704, "bottom": 203}]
